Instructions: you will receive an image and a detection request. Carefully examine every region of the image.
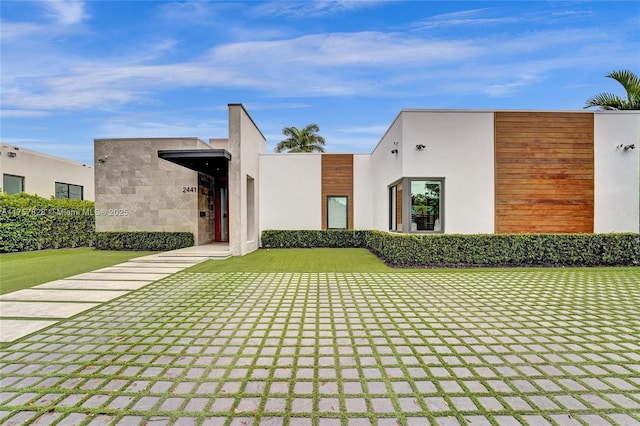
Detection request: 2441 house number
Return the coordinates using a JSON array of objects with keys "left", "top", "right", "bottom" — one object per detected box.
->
[{"left": 182, "top": 186, "right": 197, "bottom": 193}]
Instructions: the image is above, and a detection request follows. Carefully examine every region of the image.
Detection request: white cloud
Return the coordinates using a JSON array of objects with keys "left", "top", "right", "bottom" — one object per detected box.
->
[
  {"left": 1, "top": 14, "right": 635, "bottom": 114},
  {"left": 40, "top": 0, "right": 87, "bottom": 25},
  {"left": 254, "top": 1, "right": 386, "bottom": 18},
  {"left": 96, "top": 118, "right": 229, "bottom": 140},
  {"left": 402, "top": 8, "right": 521, "bottom": 30},
  {"left": 0, "top": 109, "right": 53, "bottom": 118},
  {"left": 0, "top": 21, "right": 42, "bottom": 41}
]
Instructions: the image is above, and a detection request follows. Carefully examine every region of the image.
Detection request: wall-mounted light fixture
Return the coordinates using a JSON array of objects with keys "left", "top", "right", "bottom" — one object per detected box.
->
[
  {"left": 97, "top": 155, "right": 108, "bottom": 163},
  {"left": 416, "top": 144, "right": 426, "bottom": 150},
  {"left": 390, "top": 149, "right": 398, "bottom": 155},
  {"left": 624, "top": 144, "right": 636, "bottom": 150},
  {"left": 7, "top": 152, "right": 17, "bottom": 158}
]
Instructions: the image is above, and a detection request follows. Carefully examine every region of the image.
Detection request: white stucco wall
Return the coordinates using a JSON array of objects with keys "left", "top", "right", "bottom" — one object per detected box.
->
[
  {"left": 228, "top": 104, "right": 266, "bottom": 256},
  {"left": 259, "top": 154, "right": 321, "bottom": 230},
  {"left": 353, "top": 154, "right": 374, "bottom": 229},
  {"left": 594, "top": 112, "right": 640, "bottom": 233},
  {"left": 370, "top": 113, "right": 404, "bottom": 230},
  {"left": 1, "top": 143, "right": 94, "bottom": 200},
  {"left": 400, "top": 111, "right": 495, "bottom": 234}
]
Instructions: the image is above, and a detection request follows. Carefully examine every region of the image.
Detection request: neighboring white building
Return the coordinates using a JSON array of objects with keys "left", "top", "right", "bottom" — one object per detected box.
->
[
  {"left": 0, "top": 143, "right": 95, "bottom": 200},
  {"left": 95, "top": 105, "right": 640, "bottom": 256}
]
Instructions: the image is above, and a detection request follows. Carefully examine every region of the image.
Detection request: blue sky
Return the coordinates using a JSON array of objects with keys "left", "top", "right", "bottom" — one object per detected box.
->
[{"left": 1, "top": 1, "right": 639, "bottom": 165}]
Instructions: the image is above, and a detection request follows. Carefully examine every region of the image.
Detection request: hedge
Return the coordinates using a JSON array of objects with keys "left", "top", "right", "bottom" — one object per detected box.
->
[
  {"left": 95, "top": 232, "right": 194, "bottom": 251},
  {"left": 261, "top": 229, "right": 640, "bottom": 267},
  {"left": 261, "top": 229, "right": 367, "bottom": 249},
  {"left": 0, "top": 193, "right": 95, "bottom": 253}
]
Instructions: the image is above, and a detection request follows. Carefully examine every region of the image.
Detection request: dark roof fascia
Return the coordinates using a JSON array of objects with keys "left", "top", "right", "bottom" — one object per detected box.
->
[{"left": 157, "top": 149, "right": 232, "bottom": 161}]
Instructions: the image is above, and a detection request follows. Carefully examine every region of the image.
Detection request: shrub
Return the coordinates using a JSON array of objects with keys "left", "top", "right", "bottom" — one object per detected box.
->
[
  {"left": 261, "top": 229, "right": 640, "bottom": 267},
  {"left": 0, "top": 193, "right": 95, "bottom": 253},
  {"left": 261, "top": 229, "right": 366, "bottom": 248},
  {"left": 95, "top": 232, "right": 194, "bottom": 251}
]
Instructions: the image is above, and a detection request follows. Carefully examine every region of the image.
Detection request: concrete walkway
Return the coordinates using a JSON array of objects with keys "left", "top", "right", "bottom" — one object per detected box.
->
[{"left": 0, "top": 245, "right": 230, "bottom": 343}]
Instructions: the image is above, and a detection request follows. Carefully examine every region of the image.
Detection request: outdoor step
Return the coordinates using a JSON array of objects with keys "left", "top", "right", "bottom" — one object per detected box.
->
[{"left": 130, "top": 255, "right": 209, "bottom": 263}]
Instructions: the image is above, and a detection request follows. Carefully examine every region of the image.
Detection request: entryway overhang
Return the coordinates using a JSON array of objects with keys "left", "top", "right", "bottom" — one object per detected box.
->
[{"left": 158, "top": 149, "right": 231, "bottom": 177}]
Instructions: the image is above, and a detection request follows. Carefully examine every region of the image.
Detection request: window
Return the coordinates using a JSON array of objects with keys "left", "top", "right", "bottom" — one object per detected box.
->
[
  {"left": 55, "top": 182, "right": 83, "bottom": 200},
  {"left": 390, "top": 178, "right": 444, "bottom": 233},
  {"left": 3, "top": 174, "right": 24, "bottom": 195},
  {"left": 327, "top": 196, "right": 348, "bottom": 229},
  {"left": 411, "top": 179, "right": 442, "bottom": 232},
  {"left": 388, "top": 182, "right": 402, "bottom": 231}
]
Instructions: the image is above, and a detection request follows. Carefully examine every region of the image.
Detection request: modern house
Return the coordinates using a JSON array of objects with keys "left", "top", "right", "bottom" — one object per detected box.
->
[
  {"left": 94, "top": 104, "right": 640, "bottom": 256},
  {"left": 1, "top": 143, "right": 94, "bottom": 200}
]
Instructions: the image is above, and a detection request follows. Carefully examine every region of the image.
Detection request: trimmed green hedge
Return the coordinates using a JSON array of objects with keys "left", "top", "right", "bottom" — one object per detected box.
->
[
  {"left": 261, "top": 229, "right": 367, "bottom": 248},
  {"left": 96, "top": 232, "right": 194, "bottom": 251},
  {"left": 0, "top": 193, "right": 95, "bottom": 253},
  {"left": 261, "top": 229, "right": 640, "bottom": 267}
]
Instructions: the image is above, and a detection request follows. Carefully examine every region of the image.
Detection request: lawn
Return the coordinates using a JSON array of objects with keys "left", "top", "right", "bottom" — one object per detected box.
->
[
  {"left": 185, "top": 247, "right": 395, "bottom": 273},
  {"left": 0, "top": 248, "right": 156, "bottom": 294}
]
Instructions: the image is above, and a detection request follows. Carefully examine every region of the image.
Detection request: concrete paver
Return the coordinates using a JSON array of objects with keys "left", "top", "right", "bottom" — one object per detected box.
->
[
  {"left": 1, "top": 269, "right": 639, "bottom": 425},
  {"left": 1, "top": 289, "right": 128, "bottom": 302},
  {"left": 64, "top": 272, "right": 171, "bottom": 281},
  {"left": 0, "top": 301, "right": 99, "bottom": 318},
  {"left": 0, "top": 320, "right": 58, "bottom": 342},
  {"left": 0, "top": 252, "right": 206, "bottom": 343},
  {"left": 35, "top": 280, "right": 152, "bottom": 290}
]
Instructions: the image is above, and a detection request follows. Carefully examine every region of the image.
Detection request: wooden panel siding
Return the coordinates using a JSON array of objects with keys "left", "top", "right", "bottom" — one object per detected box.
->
[
  {"left": 321, "top": 154, "right": 354, "bottom": 230},
  {"left": 494, "top": 112, "right": 594, "bottom": 233}
]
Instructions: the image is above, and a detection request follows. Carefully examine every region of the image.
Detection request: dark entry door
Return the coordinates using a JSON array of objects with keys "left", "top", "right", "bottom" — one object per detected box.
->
[{"left": 214, "top": 177, "right": 228, "bottom": 242}]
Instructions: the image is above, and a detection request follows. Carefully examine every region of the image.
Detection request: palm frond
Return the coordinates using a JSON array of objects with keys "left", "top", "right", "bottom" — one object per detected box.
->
[
  {"left": 585, "top": 69, "right": 640, "bottom": 110},
  {"left": 584, "top": 92, "right": 627, "bottom": 110},
  {"left": 275, "top": 123, "right": 326, "bottom": 153}
]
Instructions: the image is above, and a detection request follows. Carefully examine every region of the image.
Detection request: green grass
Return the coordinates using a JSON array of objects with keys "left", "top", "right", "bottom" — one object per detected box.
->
[
  {"left": 185, "top": 247, "right": 638, "bottom": 274},
  {"left": 0, "top": 248, "right": 157, "bottom": 294},
  {"left": 185, "top": 248, "right": 395, "bottom": 273}
]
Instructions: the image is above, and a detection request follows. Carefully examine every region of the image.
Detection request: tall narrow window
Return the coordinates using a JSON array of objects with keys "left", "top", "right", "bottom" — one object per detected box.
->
[
  {"left": 246, "top": 175, "right": 256, "bottom": 241},
  {"left": 3, "top": 174, "right": 24, "bottom": 195},
  {"left": 411, "top": 180, "right": 442, "bottom": 232},
  {"left": 55, "top": 182, "right": 83, "bottom": 200},
  {"left": 327, "top": 196, "right": 348, "bottom": 229},
  {"left": 388, "top": 182, "right": 403, "bottom": 232}
]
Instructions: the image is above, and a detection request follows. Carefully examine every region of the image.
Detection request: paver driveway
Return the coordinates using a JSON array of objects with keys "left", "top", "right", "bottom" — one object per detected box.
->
[{"left": 1, "top": 270, "right": 639, "bottom": 425}]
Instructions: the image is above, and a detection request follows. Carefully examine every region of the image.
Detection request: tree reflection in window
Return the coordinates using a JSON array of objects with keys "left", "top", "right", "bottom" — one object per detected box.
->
[{"left": 411, "top": 180, "right": 441, "bottom": 231}]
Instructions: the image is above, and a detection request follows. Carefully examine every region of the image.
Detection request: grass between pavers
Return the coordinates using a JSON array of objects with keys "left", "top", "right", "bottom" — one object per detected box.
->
[
  {"left": 1, "top": 270, "right": 639, "bottom": 425},
  {"left": 0, "top": 248, "right": 157, "bottom": 294}
]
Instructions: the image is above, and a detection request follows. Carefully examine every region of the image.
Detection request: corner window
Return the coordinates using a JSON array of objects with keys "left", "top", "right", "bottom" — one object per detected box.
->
[
  {"left": 55, "top": 182, "right": 83, "bottom": 200},
  {"left": 411, "top": 180, "right": 442, "bottom": 232},
  {"left": 3, "top": 174, "right": 24, "bottom": 195},
  {"left": 327, "top": 196, "right": 348, "bottom": 229}
]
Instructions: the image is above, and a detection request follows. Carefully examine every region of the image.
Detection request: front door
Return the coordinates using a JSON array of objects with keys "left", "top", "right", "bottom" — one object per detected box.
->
[{"left": 214, "top": 177, "right": 229, "bottom": 242}]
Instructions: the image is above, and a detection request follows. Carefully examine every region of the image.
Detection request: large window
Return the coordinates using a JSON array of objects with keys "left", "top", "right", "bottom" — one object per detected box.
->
[
  {"left": 55, "top": 182, "right": 83, "bottom": 200},
  {"left": 327, "top": 196, "right": 348, "bottom": 229},
  {"left": 390, "top": 178, "right": 444, "bottom": 233},
  {"left": 411, "top": 180, "right": 442, "bottom": 232},
  {"left": 3, "top": 174, "right": 24, "bottom": 195}
]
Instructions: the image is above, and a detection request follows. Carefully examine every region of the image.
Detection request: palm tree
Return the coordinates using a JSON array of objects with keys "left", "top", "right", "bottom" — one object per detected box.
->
[
  {"left": 275, "top": 124, "right": 326, "bottom": 153},
  {"left": 584, "top": 69, "right": 640, "bottom": 110}
]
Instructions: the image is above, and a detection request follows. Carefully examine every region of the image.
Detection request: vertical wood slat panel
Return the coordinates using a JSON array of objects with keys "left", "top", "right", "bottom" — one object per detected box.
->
[
  {"left": 321, "top": 154, "right": 354, "bottom": 230},
  {"left": 495, "top": 112, "right": 594, "bottom": 233}
]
